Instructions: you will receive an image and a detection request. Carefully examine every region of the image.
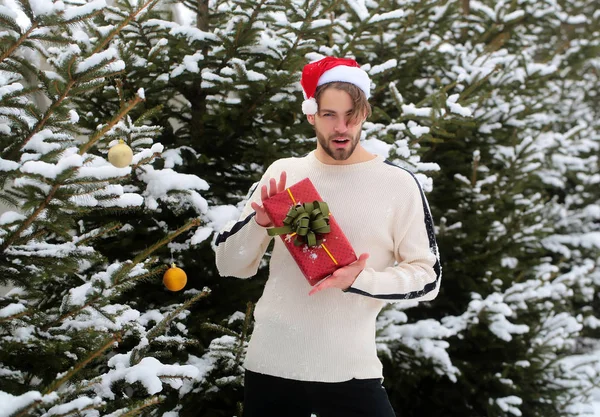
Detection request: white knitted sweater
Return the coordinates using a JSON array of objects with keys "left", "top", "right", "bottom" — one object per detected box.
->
[{"left": 215, "top": 150, "right": 441, "bottom": 382}]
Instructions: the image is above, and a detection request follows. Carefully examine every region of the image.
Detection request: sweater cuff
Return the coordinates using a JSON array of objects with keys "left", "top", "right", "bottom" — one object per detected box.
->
[
  {"left": 347, "top": 268, "right": 374, "bottom": 292},
  {"left": 248, "top": 214, "right": 271, "bottom": 236}
]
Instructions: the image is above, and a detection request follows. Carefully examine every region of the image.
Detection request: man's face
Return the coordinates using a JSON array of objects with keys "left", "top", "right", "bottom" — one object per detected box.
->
[{"left": 307, "top": 88, "right": 364, "bottom": 162}]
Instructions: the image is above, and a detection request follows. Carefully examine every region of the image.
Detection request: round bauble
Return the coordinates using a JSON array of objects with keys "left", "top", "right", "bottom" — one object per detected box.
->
[
  {"left": 163, "top": 264, "right": 187, "bottom": 291},
  {"left": 108, "top": 140, "right": 133, "bottom": 168}
]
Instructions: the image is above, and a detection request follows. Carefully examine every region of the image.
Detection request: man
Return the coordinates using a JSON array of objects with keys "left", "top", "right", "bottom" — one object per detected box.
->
[{"left": 214, "top": 56, "right": 441, "bottom": 417}]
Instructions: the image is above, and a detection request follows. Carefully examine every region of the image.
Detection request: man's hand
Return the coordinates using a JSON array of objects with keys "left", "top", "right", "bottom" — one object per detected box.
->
[
  {"left": 251, "top": 171, "right": 287, "bottom": 227},
  {"left": 308, "top": 253, "right": 370, "bottom": 296}
]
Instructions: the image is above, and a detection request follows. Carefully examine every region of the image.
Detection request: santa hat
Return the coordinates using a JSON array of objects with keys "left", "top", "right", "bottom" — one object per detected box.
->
[{"left": 300, "top": 56, "right": 371, "bottom": 115}]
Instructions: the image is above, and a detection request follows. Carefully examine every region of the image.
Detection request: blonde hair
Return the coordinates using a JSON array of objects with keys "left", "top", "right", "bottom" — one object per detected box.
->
[{"left": 314, "top": 82, "right": 372, "bottom": 125}]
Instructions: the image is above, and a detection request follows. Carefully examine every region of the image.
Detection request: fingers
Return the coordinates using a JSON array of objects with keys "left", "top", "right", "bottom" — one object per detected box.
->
[
  {"left": 357, "top": 253, "right": 370, "bottom": 264},
  {"left": 250, "top": 201, "right": 261, "bottom": 213},
  {"left": 309, "top": 279, "right": 330, "bottom": 296},
  {"left": 261, "top": 184, "right": 268, "bottom": 202},
  {"left": 251, "top": 201, "right": 265, "bottom": 217},
  {"left": 268, "top": 177, "right": 277, "bottom": 198},
  {"left": 261, "top": 171, "right": 288, "bottom": 202},
  {"left": 278, "top": 171, "right": 287, "bottom": 193}
]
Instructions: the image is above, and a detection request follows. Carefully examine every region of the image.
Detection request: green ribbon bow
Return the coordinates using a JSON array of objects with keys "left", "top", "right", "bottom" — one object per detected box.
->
[{"left": 267, "top": 201, "right": 331, "bottom": 247}]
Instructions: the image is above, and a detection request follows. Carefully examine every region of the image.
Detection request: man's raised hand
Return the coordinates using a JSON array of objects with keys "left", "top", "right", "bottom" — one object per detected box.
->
[{"left": 251, "top": 171, "right": 287, "bottom": 227}]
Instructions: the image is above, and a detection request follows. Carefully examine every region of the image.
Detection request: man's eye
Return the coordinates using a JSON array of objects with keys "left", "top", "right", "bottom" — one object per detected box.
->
[{"left": 323, "top": 113, "right": 333, "bottom": 117}]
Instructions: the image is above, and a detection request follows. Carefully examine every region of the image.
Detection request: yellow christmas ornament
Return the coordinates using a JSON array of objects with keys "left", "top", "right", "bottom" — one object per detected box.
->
[
  {"left": 108, "top": 139, "right": 133, "bottom": 168},
  {"left": 163, "top": 263, "right": 187, "bottom": 291}
]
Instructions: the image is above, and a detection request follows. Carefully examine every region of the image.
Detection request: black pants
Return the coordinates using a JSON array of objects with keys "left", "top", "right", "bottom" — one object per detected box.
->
[{"left": 243, "top": 369, "right": 396, "bottom": 417}]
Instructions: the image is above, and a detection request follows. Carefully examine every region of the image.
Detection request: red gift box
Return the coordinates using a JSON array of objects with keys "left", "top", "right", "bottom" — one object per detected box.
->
[{"left": 262, "top": 178, "right": 357, "bottom": 286}]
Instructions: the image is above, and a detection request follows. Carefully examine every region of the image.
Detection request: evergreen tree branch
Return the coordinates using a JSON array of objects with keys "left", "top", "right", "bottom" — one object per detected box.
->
[
  {"left": 113, "top": 217, "right": 202, "bottom": 284},
  {"left": 79, "top": 95, "right": 143, "bottom": 155},
  {"left": 43, "top": 333, "right": 122, "bottom": 395},
  {"left": 43, "top": 259, "right": 160, "bottom": 331},
  {"left": 0, "top": 136, "right": 136, "bottom": 252},
  {"left": 92, "top": 0, "right": 161, "bottom": 55},
  {"left": 233, "top": 0, "right": 267, "bottom": 48},
  {"left": 276, "top": 0, "right": 321, "bottom": 71},
  {"left": 232, "top": 0, "right": 321, "bottom": 121},
  {"left": 235, "top": 301, "right": 254, "bottom": 366},
  {"left": 201, "top": 322, "right": 238, "bottom": 337},
  {"left": 43, "top": 297, "right": 104, "bottom": 331},
  {"left": 11, "top": 335, "right": 121, "bottom": 417},
  {"left": 113, "top": 263, "right": 163, "bottom": 287},
  {"left": 0, "top": 308, "right": 30, "bottom": 323},
  {"left": 7, "top": 55, "right": 78, "bottom": 158},
  {"left": 0, "top": 183, "right": 61, "bottom": 253},
  {"left": 0, "top": 22, "right": 39, "bottom": 65},
  {"left": 75, "top": 223, "right": 122, "bottom": 247},
  {"left": 105, "top": 396, "right": 163, "bottom": 417},
  {"left": 130, "top": 288, "right": 211, "bottom": 365}
]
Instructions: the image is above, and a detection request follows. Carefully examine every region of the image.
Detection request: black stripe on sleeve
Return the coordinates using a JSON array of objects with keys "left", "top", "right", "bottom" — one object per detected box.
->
[
  {"left": 215, "top": 212, "right": 256, "bottom": 246},
  {"left": 345, "top": 160, "right": 441, "bottom": 300}
]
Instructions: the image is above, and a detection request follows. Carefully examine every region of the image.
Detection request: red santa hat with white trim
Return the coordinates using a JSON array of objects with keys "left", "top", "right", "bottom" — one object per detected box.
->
[{"left": 300, "top": 56, "right": 371, "bottom": 115}]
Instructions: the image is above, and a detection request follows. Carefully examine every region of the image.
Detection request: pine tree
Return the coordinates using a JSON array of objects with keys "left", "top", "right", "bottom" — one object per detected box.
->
[
  {"left": 2, "top": 0, "right": 599, "bottom": 416},
  {"left": 0, "top": 1, "right": 213, "bottom": 415},
  {"left": 359, "top": 0, "right": 600, "bottom": 416},
  {"left": 71, "top": 1, "right": 334, "bottom": 413}
]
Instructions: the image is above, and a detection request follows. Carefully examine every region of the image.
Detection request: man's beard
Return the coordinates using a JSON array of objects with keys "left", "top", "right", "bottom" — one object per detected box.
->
[{"left": 316, "top": 129, "right": 361, "bottom": 161}]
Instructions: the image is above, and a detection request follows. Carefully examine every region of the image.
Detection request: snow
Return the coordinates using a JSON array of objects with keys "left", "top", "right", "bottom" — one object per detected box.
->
[
  {"left": 369, "top": 10, "right": 404, "bottom": 24},
  {"left": 171, "top": 52, "right": 204, "bottom": 77},
  {"left": 29, "top": 0, "right": 55, "bottom": 16},
  {"left": 1, "top": 0, "right": 599, "bottom": 414},
  {"left": 98, "top": 356, "right": 199, "bottom": 399},
  {"left": 362, "top": 138, "right": 392, "bottom": 158},
  {"left": 346, "top": 0, "right": 369, "bottom": 21},
  {"left": 191, "top": 226, "right": 213, "bottom": 245},
  {"left": 5, "top": 242, "right": 95, "bottom": 258},
  {"left": 21, "top": 151, "right": 84, "bottom": 179},
  {"left": 206, "top": 205, "right": 242, "bottom": 233},
  {"left": 68, "top": 109, "right": 79, "bottom": 123},
  {"left": 45, "top": 397, "right": 103, "bottom": 416},
  {"left": 0, "top": 302, "right": 26, "bottom": 318},
  {"left": 502, "top": 10, "right": 525, "bottom": 23},
  {"left": 496, "top": 395, "right": 523, "bottom": 416},
  {"left": 143, "top": 19, "right": 218, "bottom": 43},
  {"left": 0, "top": 211, "right": 26, "bottom": 226},
  {"left": 0, "top": 157, "right": 19, "bottom": 172},
  {"left": 0, "top": 4, "right": 17, "bottom": 20},
  {"left": 22, "top": 129, "right": 67, "bottom": 154},
  {"left": 447, "top": 94, "right": 472, "bottom": 117},
  {"left": 246, "top": 70, "right": 267, "bottom": 81},
  {"left": 402, "top": 103, "right": 432, "bottom": 117},
  {"left": 138, "top": 165, "right": 209, "bottom": 212},
  {"left": 75, "top": 48, "right": 124, "bottom": 74},
  {"left": 0, "top": 82, "right": 23, "bottom": 100},
  {"left": 408, "top": 121, "right": 430, "bottom": 137},
  {"left": 68, "top": 282, "right": 93, "bottom": 306},
  {"left": 0, "top": 391, "right": 41, "bottom": 417},
  {"left": 369, "top": 59, "right": 397, "bottom": 75},
  {"left": 62, "top": 0, "right": 106, "bottom": 21}
]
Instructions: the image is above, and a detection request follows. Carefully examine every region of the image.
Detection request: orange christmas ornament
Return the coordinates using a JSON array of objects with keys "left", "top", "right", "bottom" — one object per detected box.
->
[{"left": 163, "top": 263, "right": 187, "bottom": 291}]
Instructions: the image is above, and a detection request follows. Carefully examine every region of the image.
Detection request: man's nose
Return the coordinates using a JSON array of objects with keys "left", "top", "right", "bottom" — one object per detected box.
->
[{"left": 334, "top": 118, "right": 348, "bottom": 133}]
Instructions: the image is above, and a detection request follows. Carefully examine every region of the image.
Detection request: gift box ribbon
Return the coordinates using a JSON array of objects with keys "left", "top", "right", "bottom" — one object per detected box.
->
[{"left": 267, "top": 188, "right": 338, "bottom": 265}]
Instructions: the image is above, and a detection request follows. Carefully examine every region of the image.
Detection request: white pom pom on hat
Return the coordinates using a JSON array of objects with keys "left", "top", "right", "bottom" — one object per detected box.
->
[
  {"left": 300, "top": 56, "right": 371, "bottom": 115},
  {"left": 302, "top": 97, "right": 318, "bottom": 115}
]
